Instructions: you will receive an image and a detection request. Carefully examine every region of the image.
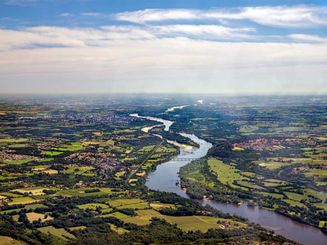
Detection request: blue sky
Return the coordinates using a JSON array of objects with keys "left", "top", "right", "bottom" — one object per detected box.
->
[{"left": 0, "top": 0, "right": 326, "bottom": 94}]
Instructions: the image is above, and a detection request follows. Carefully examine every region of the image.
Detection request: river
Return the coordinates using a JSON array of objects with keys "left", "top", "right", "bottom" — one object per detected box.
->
[{"left": 130, "top": 112, "right": 327, "bottom": 245}]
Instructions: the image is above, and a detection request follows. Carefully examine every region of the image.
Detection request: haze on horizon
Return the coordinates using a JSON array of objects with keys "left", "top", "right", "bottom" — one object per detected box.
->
[{"left": 0, "top": 0, "right": 326, "bottom": 95}]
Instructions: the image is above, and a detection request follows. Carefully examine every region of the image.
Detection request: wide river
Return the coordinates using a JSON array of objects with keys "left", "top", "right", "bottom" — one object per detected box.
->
[{"left": 131, "top": 113, "right": 327, "bottom": 245}]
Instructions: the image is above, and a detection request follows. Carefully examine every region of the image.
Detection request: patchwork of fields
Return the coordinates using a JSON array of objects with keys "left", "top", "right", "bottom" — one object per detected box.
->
[{"left": 0, "top": 96, "right": 290, "bottom": 245}]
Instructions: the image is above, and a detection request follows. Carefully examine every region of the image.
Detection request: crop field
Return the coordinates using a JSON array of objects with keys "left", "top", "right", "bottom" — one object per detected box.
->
[
  {"left": 108, "top": 224, "right": 129, "bottom": 235},
  {"left": 208, "top": 158, "right": 245, "bottom": 189},
  {"left": 236, "top": 180, "right": 264, "bottom": 190},
  {"left": 8, "top": 197, "right": 37, "bottom": 205},
  {"left": 0, "top": 236, "right": 26, "bottom": 245},
  {"left": 4, "top": 157, "right": 37, "bottom": 165},
  {"left": 26, "top": 212, "right": 53, "bottom": 223},
  {"left": 0, "top": 204, "right": 48, "bottom": 215},
  {"left": 262, "top": 179, "right": 287, "bottom": 187},
  {"left": 149, "top": 202, "right": 176, "bottom": 210},
  {"left": 256, "top": 192, "right": 284, "bottom": 199},
  {"left": 109, "top": 208, "right": 247, "bottom": 232},
  {"left": 77, "top": 203, "right": 110, "bottom": 210},
  {"left": 38, "top": 226, "right": 75, "bottom": 241},
  {"left": 57, "top": 188, "right": 116, "bottom": 198},
  {"left": 56, "top": 142, "right": 84, "bottom": 152},
  {"left": 257, "top": 161, "right": 289, "bottom": 170},
  {"left": 0, "top": 138, "right": 28, "bottom": 144},
  {"left": 165, "top": 216, "right": 247, "bottom": 232},
  {"left": 107, "top": 198, "right": 149, "bottom": 209},
  {"left": 41, "top": 151, "right": 64, "bottom": 157},
  {"left": 109, "top": 211, "right": 151, "bottom": 225},
  {"left": 12, "top": 187, "right": 48, "bottom": 196}
]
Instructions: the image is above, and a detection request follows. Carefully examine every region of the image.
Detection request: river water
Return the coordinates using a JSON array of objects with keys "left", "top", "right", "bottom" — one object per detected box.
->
[{"left": 131, "top": 113, "right": 327, "bottom": 245}]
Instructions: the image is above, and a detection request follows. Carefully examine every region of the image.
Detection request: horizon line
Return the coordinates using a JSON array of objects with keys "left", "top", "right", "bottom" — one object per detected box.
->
[{"left": 0, "top": 92, "right": 326, "bottom": 97}]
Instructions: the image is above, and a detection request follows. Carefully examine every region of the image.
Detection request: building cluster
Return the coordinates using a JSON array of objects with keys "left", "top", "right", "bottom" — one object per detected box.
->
[
  {"left": 233, "top": 137, "right": 300, "bottom": 151},
  {"left": 65, "top": 152, "right": 123, "bottom": 178}
]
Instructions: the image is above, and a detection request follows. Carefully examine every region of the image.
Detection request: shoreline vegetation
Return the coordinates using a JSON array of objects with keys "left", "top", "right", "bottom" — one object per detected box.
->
[{"left": 180, "top": 157, "right": 327, "bottom": 232}]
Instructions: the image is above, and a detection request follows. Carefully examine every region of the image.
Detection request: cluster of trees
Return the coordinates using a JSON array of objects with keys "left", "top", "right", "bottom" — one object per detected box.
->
[
  {"left": 70, "top": 217, "right": 292, "bottom": 245},
  {"left": 0, "top": 215, "right": 55, "bottom": 245},
  {"left": 180, "top": 147, "right": 327, "bottom": 230}
]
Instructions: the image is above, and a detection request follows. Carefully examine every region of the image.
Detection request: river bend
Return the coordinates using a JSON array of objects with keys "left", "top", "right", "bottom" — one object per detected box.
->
[{"left": 131, "top": 112, "right": 327, "bottom": 245}]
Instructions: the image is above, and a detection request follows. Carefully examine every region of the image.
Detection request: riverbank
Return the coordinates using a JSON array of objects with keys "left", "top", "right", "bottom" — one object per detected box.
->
[{"left": 134, "top": 111, "right": 327, "bottom": 245}]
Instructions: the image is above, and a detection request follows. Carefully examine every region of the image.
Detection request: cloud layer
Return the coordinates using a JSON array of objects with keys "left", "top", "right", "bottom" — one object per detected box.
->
[
  {"left": 116, "top": 5, "right": 327, "bottom": 27},
  {"left": 0, "top": 5, "right": 326, "bottom": 94}
]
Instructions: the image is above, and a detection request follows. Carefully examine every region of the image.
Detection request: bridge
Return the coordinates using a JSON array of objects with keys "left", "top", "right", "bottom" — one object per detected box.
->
[{"left": 171, "top": 158, "right": 200, "bottom": 161}]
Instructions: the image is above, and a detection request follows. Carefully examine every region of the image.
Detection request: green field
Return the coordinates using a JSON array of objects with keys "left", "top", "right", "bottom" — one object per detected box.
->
[
  {"left": 208, "top": 158, "right": 245, "bottom": 189},
  {"left": 77, "top": 203, "right": 110, "bottom": 210},
  {"left": 41, "top": 151, "right": 64, "bottom": 156},
  {"left": 8, "top": 197, "right": 37, "bottom": 205},
  {"left": 107, "top": 198, "right": 149, "bottom": 209},
  {"left": 38, "top": 226, "right": 75, "bottom": 241},
  {"left": 109, "top": 208, "right": 247, "bottom": 232}
]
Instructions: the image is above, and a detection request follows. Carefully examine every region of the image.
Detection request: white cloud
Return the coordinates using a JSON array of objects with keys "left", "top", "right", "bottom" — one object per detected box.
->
[
  {"left": 116, "top": 9, "right": 199, "bottom": 23},
  {"left": 0, "top": 26, "right": 156, "bottom": 51},
  {"left": 0, "top": 33, "right": 326, "bottom": 94},
  {"left": 288, "top": 34, "right": 327, "bottom": 43},
  {"left": 81, "top": 12, "right": 105, "bottom": 17},
  {"left": 0, "top": 4, "right": 326, "bottom": 94},
  {"left": 155, "top": 25, "right": 255, "bottom": 39},
  {"left": 1, "top": 0, "right": 46, "bottom": 6},
  {"left": 0, "top": 25, "right": 326, "bottom": 70},
  {"left": 0, "top": 24, "right": 258, "bottom": 51},
  {"left": 116, "top": 5, "right": 327, "bottom": 27},
  {"left": 59, "top": 13, "right": 75, "bottom": 17}
]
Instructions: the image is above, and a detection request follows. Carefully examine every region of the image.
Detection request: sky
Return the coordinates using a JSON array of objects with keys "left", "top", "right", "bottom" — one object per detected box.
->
[{"left": 0, "top": 0, "right": 326, "bottom": 94}]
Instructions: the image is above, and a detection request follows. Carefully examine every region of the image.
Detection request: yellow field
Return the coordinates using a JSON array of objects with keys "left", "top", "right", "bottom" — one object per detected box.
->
[
  {"left": 13, "top": 187, "right": 47, "bottom": 196},
  {"left": 135, "top": 171, "right": 146, "bottom": 177},
  {"left": 0, "top": 236, "right": 26, "bottom": 245},
  {"left": 315, "top": 203, "right": 327, "bottom": 211},
  {"left": 0, "top": 138, "right": 28, "bottom": 143},
  {"left": 232, "top": 147, "right": 244, "bottom": 151},
  {"left": 42, "top": 169, "right": 58, "bottom": 175},
  {"left": 258, "top": 161, "right": 286, "bottom": 170},
  {"left": 109, "top": 224, "right": 129, "bottom": 235},
  {"left": 26, "top": 212, "right": 53, "bottom": 223}
]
